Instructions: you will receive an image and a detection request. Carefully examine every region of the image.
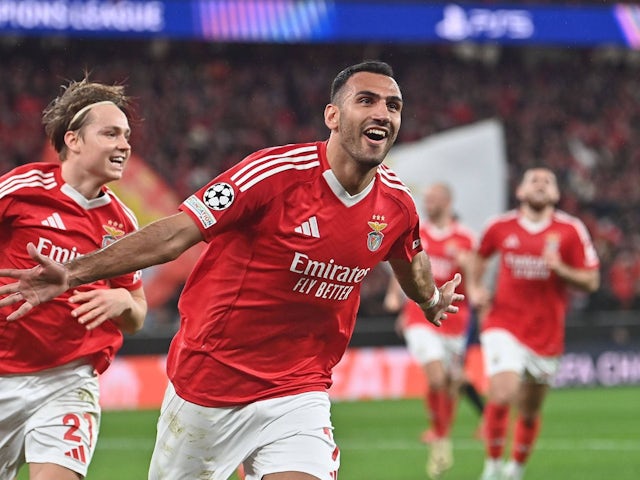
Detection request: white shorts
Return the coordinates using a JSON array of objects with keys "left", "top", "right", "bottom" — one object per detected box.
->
[
  {"left": 149, "top": 383, "right": 340, "bottom": 480},
  {"left": 0, "top": 361, "right": 100, "bottom": 479},
  {"left": 481, "top": 328, "right": 560, "bottom": 384},
  {"left": 404, "top": 324, "right": 466, "bottom": 374}
]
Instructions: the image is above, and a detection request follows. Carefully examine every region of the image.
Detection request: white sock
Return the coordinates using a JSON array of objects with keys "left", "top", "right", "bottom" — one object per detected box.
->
[
  {"left": 483, "top": 458, "right": 503, "bottom": 474},
  {"left": 503, "top": 460, "right": 525, "bottom": 479}
]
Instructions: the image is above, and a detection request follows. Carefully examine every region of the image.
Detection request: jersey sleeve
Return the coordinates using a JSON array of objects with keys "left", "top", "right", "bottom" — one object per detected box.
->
[
  {"left": 0, "top": 178, "right": 10, "bottom": 219},
  {"left": 477, "top": 221, "right": 500, "bottom": 259},
  {"left": 179, "top": 143, "right": 320, "bottom": 242},
  {"left": 107, "top": 270, "right": 143, "bottom": 291},
  {"left": 0, "top": 168, "right": 23, "bottom": 221},
  {"left": 384, "top": 205, "right": 422, "bottom": 262},
  {"left": 180, "top": 145, "right": 315, "bottom": 241},
  {"left": 564, "top": 218, "right": 600, "bottom": 270}
]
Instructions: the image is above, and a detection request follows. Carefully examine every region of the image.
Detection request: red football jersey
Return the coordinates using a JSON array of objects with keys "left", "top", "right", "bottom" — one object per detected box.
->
[
  {"left": 478, "top": 209, "right": 600, "bottom": 356},
  {"left": 0, "top": 163, "right": 142, "bottom": 374},
  {"left": 403, "top": 221, "right": 475, "bottom": 335},
  {"left": 174, "top": 141, "right": 422, "bottom": 407}
]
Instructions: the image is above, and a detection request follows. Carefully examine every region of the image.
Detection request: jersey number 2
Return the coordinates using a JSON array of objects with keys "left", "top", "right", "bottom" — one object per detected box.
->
[{"left": 63, "top": 413, "right": 94, "bottom": 447}]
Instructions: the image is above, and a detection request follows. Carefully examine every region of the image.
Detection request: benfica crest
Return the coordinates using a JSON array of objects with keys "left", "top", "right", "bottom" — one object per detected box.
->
[
  {"left": 102, "top": 221, "right": 125, "bottom": 247},
  {"left": 367, "top": 220, "right": 387, "bottom": 252}
]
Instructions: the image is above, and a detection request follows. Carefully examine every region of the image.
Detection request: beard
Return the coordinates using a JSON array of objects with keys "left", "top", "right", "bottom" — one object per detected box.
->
[
  {"left": 525, "top": 196, "right": 554, "bottom": 211},
  {"left": 339, "top": 127, "right": 396, "bottom": 168}
]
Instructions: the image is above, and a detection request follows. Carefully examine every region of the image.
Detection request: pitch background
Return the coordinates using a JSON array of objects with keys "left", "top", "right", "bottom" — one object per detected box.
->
[{"left": 17, "top": 386, "right": 640, "bottom": 480}]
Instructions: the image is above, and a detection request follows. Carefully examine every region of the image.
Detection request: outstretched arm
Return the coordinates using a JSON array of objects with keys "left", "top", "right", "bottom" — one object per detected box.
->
[
  {"left": 0, "top": 212, "right": 202, "bottom": 320},
  {"left": 388, "top": 251, "right": 464, "bottom": 327}
]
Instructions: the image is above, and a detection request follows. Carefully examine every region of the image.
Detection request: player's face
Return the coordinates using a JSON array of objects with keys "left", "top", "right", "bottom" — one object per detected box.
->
[
  {"left": 331, "top": 71, "right": 402, "bottom": 167},
  {"left": 424, "top": 185, "right": 450, "bottom": 221},
  {"left": 76, "top": 104, "right": 131, "bottom": 183},
  {"left": 516, "top": 168, "right": 560, "bottom": 211}
]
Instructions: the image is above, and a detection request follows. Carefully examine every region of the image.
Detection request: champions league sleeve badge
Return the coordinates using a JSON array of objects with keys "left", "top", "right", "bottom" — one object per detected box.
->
[{"left": 203, "top": 182, "right": 235, "bottom": 210}]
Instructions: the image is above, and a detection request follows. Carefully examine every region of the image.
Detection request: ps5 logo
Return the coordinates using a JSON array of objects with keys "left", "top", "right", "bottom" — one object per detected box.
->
[{"left": 436, "top": 5, "right": 534, "bottom": 41}]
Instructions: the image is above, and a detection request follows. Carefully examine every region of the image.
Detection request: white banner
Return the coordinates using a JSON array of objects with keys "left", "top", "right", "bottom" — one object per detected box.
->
[{"left": 387, "top": 118, "right": 508, "bottom": 235}]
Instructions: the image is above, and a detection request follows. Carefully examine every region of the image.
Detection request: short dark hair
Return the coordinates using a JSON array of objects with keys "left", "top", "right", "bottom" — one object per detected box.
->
[{"left": 330, "top": 60, "right": 395, "bottom": 102}]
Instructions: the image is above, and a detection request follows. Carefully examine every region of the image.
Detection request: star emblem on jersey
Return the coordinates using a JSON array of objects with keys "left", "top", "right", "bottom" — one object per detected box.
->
[
  {"left": 367, "top": 220, "right": 388, "bottom": 252},
  {"left": 203, "top": 182, "right": 235, "bottom": 210}
]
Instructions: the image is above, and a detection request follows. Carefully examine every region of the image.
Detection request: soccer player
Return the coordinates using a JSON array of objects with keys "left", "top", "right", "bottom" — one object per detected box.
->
[
  {"left": 0, "top": 78, "right": 147, "bottom": 479},
  {"left": 0, "top": 61, "right": 463, "bottom": 480},
  {"left": 468, "top": 168, "right": 600, "bottom": 480},
  {"left": 384, "top": 182, "right": 477, "bottom": 479}
]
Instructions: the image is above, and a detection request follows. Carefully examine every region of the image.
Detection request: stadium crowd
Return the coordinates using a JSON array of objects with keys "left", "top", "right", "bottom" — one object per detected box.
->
[{"left": 2, "top": 37, "right": 639, "bottom": 324}]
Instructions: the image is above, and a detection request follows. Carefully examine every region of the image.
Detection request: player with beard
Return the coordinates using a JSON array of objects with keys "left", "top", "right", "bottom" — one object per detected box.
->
[
  {"left": 468, "top": 168, "right": 600, "bottom": 480},
  {"left": 0, "top": 61, "right": 463, "bottom": 480}
]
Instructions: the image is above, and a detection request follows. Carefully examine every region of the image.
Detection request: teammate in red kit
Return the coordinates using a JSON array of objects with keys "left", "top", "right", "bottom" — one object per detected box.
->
[
  {"left": 385, "top": 182, "right": 477, "bottom": 479},
  {"left": 0, "top": 79, "right": 147, "bottom": 479},
  {"left": 469, "top": 168, "right": 600, "bottom": 480},
  {"left": 0, "top": 61, "right": 463, "bottom": 480}
]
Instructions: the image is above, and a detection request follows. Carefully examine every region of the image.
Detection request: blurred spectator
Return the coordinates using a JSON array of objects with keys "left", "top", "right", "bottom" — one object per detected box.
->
[{"left": 608, "top": 249, "right": 640, "bottom": 309}]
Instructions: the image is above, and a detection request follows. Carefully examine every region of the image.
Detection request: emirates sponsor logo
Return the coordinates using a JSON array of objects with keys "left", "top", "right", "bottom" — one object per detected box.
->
[
  {"left": 35, "top": 237, "right": 83, "bottom": 263},
  {"left": 289, "top": 251, "right": 371, "bottom": 301},
  {"left": 504, "top": 252, "right": 550, "bottom": 279}
]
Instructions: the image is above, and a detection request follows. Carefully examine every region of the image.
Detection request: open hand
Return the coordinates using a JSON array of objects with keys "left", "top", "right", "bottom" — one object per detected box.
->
[
  {"left": 421, "top": 273, "right": 465, "bottom": 327},
  {"left": 69, "top": 288, "right": 131, "bottom": 330},
  {"left": 0, "top": 243, "right": 70, "bottom": 321}
]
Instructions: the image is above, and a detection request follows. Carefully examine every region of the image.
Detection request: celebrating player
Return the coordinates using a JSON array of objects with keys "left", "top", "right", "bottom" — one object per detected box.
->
[
  {"left": 0, "top": 78, "right": 147, "bottom": 479},
  {"left": 469, "top": 167, "right": 600, "bottom": 480},
  {"left": 0, "top": 61, "right": 463, "bottom": 480},
  {"left": 385, "top": 182, "right": 478, "bottom": 479}
]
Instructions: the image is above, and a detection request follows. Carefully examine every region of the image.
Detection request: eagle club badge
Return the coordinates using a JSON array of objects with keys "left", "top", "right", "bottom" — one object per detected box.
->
[
  {"left": 367, "top": 220, "right": 387, "bottom": 252},
  {"left": 102, "top": 221, "right": 125, "bottom": 247}
]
